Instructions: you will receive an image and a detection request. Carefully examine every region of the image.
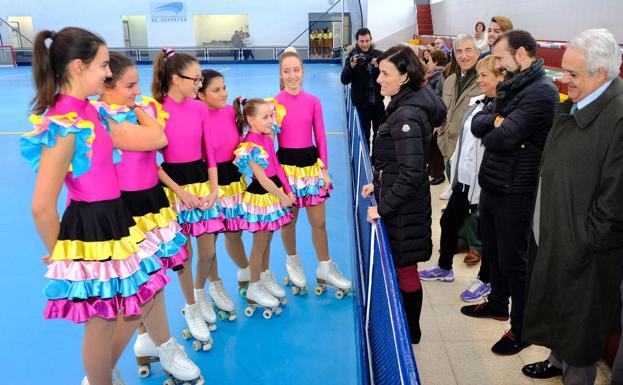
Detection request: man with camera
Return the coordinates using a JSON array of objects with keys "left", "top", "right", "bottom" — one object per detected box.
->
[{"left": 341, "top": 28, "right": 384, "bottom": 154}]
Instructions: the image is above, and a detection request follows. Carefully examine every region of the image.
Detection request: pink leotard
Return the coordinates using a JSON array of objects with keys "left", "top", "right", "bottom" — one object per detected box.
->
[
  {"left": 50, "top": 95, "right": 121, "bottom": 202},
  {"left": 205, "top": 105, "right": 240, "bottom": 163},
  {"left": 274, "top": 90, "right": 328, "bottom": 168},
  {"left": 161, "top": 96, "right": 215, "bottom": 167},
  {"left": 244, "top": 131, "right": 292, "bottom": 193}
]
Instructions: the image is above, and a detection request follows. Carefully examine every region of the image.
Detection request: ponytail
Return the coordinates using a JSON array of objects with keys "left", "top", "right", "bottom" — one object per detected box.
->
[
  {"left": 232, "top": 96, "right": 246, "bottom": 135},
  {"left": 31, "top": 27, "right": 105, "bottom": 114},
  {"left": 151, "top": 48, "right": 197, "bottom": 103}
]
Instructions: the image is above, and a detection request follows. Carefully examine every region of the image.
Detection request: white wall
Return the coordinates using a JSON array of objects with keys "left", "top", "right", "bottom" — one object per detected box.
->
[
  {"left": 1, "top": 0, "right": 358, "bottom": 47},
  {"left": 431, "top": 0, "right": 623, "bottom": 42},
  {"left": 367, "top": 0, "right": 416, "bottom": 48},
  {"left": 7, "top": 16, "right": 34, "bottom": 48},
  {"left": 193, "top": 15, "right": 248, "bottom": 45},
  {"left": 123, "top": 16, "right": 148, "bottom": 48}
]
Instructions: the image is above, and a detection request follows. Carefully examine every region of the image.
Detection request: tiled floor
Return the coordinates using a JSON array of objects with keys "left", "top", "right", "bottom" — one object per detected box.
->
[{"left": 414, "top": 181, "right": 613, "bottom": 385}]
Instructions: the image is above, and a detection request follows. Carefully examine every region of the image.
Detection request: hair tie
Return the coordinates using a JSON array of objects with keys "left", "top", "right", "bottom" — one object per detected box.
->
[
  {"left": 238, "top": 96, "right": 248, "bottom": 106},
  {"left": 49, "top": 31, "right": 56, "bottom": 41},
  {"left": 162, "top": 48, "right": 176, "bottom": 62}
]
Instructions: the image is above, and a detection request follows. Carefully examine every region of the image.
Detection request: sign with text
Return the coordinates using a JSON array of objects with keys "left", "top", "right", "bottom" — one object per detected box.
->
[{"left": 150, "top": 2, "right": 187, "bottom": 23}]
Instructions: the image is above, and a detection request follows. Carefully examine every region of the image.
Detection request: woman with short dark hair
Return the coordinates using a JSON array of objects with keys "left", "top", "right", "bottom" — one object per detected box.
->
[{"left": 361, "top": 45, "right": 447, "bottom": 343}]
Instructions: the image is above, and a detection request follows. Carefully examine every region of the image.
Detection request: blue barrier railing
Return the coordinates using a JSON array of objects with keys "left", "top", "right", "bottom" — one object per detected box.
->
[{"left": 345, "top": 87, "right": 421, "bottom": 385}]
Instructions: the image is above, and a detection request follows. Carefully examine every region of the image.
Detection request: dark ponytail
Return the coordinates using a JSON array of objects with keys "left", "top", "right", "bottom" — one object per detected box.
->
[
  {"left": 152, "top": 48, "right": 197, "bottom": 103},
  {"left": 31, "top": 27, "right": 105, "bottom": 114}
]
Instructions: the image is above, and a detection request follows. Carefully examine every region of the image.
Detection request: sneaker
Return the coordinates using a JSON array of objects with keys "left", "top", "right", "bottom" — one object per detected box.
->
[
  {"left": 491, "top": 329, "right": 530, "bottom": 355},
  {"left": 460, "top": 279, "right": 491, "bottom": 302},
  {"left": 460, "top": 300, "right": 509, "bottom": 320},
  {"left": 419, "top": 266, "right": 455, "bottom": 282},
  {"left": 439, "top": 188, "right": 452, "bottom": 200}
]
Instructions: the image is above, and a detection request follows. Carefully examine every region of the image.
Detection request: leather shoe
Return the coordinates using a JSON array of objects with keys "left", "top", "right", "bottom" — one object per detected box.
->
[
  {"left": 430, "top": 176, "right": 445, "bottom": 185},
  {"left": 463, "top": 250, "right": 481, "bottom": 265},
  {"left": 522, "top": 360, "right": 562, "bottom": 379},
  {"left": 491, "top": 330, "right": 530, "bottom": 355},
  {"left": 461, "top": 301, "right": 509, "bottom": 321}
]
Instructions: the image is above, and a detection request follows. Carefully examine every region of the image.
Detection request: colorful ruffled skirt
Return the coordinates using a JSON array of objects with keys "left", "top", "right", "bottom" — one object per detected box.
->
[
  {"left": 44, "top": 198, "right": 170, "bottom": 323},
  {"left": 241, "top": 175, "right": 293, "bottom": 232},
  {"left": 161, "top": 159, "right": 224, "bottom": 236},
  {"left": 277, "top": 146, "right": 332, "bottom": 207},
  {"left": 216, "top": 160, "right": 247, "bottom": 232},
  {"left": 121, "top": 184, "right": 189, "bottom": 271}
]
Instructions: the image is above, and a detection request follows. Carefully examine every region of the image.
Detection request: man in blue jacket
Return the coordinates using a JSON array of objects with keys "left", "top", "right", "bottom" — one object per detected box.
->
[{"left": 460, "top": 30, "right": 559, "bottom": 356}]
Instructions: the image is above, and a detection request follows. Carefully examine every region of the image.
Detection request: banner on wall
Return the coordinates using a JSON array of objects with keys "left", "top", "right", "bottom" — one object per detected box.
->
[{"left": 150, "top": 1, "right": 187, "bottom": 23}]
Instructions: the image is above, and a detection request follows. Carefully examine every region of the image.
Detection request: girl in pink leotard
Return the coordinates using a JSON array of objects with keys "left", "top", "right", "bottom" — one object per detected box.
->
[
  {"left": 21, "top": 28, "right": 169, "bottom": 385},
  {"left": 152, "top": 48, "right": 220, "bottom": 342},
  {"left": 275, "top": 48, "right": 352, "bottom": 297}
]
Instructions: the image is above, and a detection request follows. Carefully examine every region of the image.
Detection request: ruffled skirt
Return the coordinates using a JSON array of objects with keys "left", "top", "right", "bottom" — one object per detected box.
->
[
  {"left": 241, "top": 176, "right": 293, "bottom": 232},
  {"left": 44, "top": 198, "right": 169, "bottom": 323},
  {"left": 121, "top": 184, "right": 189, "bottom": 271},
  {"left": 161, "top": 159, "right": 224, "bottom": 236},
  {"left": 277, "top": 146, "right": 331, "bottom": 207},
  {"left": 216, "top": 160, "right": 247, "bottom": 232}
]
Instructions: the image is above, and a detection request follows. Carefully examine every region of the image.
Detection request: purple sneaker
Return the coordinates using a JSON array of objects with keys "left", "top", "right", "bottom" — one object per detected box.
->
[
  {"left": 419, "top": 266, "right": 455, "bottom": 282},
  {"left": 460, "top": 279, "right": 491, "bottom": 302}
]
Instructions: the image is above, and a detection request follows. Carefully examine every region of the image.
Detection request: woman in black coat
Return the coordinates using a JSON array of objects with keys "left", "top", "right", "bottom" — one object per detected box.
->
[{"left": 362, "top": 45, "right": 447, "bottom": 343}]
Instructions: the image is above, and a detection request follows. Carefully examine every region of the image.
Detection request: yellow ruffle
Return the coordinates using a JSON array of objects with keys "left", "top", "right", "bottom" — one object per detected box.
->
[
  {"left": 138, "top": 96, "right": 170, "bottom": 127},
  {"left": 163, "top": 181, "right": 214, "bottom": 203},
  {"left": 264, "top": 98, "right": 287, "bottom": 128},
  {"left": 51, "top": 225, "right": 145, "bottom": 262},
  {"left": 282, "top": 159, "right": 326, "bottom": 179},
  {"left": 243, "top": 190, "right": 284, "bottom": 207},
  {"left": 219, "top": 177, "right": 247, "bottom": 198},
  {"left": 133, "top": 206, "right": 178, "bottom": 233}
]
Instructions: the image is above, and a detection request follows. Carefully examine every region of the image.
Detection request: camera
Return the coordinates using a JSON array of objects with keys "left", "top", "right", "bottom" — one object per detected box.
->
[{"left": 352, "top": 53, "right": 371, "bottom": 67}]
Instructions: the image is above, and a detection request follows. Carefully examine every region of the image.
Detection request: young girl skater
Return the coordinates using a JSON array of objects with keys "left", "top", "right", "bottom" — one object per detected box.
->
[
  {"left": 232, "top": 98, "right": 294, "bottom": 319},
  {"left": 22, "top": 28, "right": 168, "bottom": 385},
  {"left": 196, "top": 69, "right": 250, "bottom": 319},
  {"left": 94, "top": 52, "right": 202, "bottom": 383},
  {"left": 152, "top": 48, "right": 219, "bottom": 348},
  {"left": 275, "top": 48, "right": 352, "bottom": 298}
]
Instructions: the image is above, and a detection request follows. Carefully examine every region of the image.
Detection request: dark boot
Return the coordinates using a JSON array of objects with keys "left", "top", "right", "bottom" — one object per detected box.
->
[{"left": 401, "top": 289, "right": 423, "bottom": 344}]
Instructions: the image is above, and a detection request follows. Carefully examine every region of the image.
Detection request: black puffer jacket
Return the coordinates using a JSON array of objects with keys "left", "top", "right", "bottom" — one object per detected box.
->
[
  {"left": 471, "top": 59, "right": 558, "bottom": 195},
  {"left": 373, "top": 86, "right": 447, "bottom": 267}
]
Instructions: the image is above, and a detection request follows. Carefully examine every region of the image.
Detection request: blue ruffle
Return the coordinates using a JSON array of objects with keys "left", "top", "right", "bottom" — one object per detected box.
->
[
  {"left": 20, "top": 120, "right": 94, "bottom": 178},
  {"left": 43, "top": 256, "right": 163, "bottom": 300},
  {"left": 217, "top": 204, "right": 246, "bottom": 219},
  {"left": 156, "top": 232, "right": 187, "bottom": 258},
  {"left": 243, "top": 208, "right": 291, "bottom": 223},
  {"left": 290, "top": 180, "right": 327, "bottom": 197},
  {"left": 272, "top": 124, "right": 281, "bottom": 134},
  {"left": 95, "top": 106, "right": 129, "bottom": 166},
  {"left": 234, "top": 145, "right": 269, "bottom": 178},
  {"left": 176, "top": 207, "right": 221, "bottom": 225}
]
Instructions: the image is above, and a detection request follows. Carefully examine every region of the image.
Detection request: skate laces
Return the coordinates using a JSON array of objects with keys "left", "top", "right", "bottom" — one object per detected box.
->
[{"left": 467, "top": 279, "right": 483, "bottom": 293}]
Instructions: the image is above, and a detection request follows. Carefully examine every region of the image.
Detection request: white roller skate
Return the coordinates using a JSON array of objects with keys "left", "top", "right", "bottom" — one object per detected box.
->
[
  {"left": 237, "top": 266, "right": 250, "bottom": 297},
  {"left": 315, "top": 259, "right": 353, "bottom": 299},
  {"left": 209, "top": 279, "right": 236, "bottom": 321},
  {"left": 193, "top": 288, "right": 217, "bottom": 331},
  {"left": 244, "top": 280, "right": 282, "bottom": 319},
  {"left": 181, "top": 303, "right": 214, "bottom": 351},
  {"left": 260, "top": 270, "right": 287, "bottom": 305},
  {"left": 158, "top": 337, "right": 204, "bottom": 385},
  {"left": 133, "top": 332, "right": 158, "bottom": 378},
  {"left": 80, "top": 368, "right": 125, "bottom": 385},
  {"left": 283, "top": 254, "right": 308, "bottom": 295}
]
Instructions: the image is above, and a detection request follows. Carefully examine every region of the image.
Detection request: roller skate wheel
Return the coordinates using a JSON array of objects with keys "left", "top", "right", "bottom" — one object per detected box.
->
[
  {"left": 262, "top": 309, "right": 273, "bottom": 319},
  {"left": 335, "top": 290, "right": 345, "bottom": 300},
  {"left": 180, "top": 308, "right": 186, "bottom": 316},
  {"left": 301, "top": 287, "right": 308, "bottom": 295},
  {"left": 280, "top": 297, "right": 288, "bottom": 305},
  {"left": 202, "top": 340, "right": 213, "bottom": 351},
  {"left": 208, "top": 323, "right": 217, "bottom": 332},
  {"left": 217, "top": 310, "right": 227, "bottom": 321},
  {"left": 244, "top": 306, "right": 254, "bottom": 317},
  {"left": 192, "top": 340, "right": 203, "bottom": 351},
  {"left": 239, "top": 287, "right": 248, "bottom": 298},
  {"left": 274, "top": 307, "right": 283, "bottom": 316},
  {"left": 314, "top": 286, "right": 325, "bottom": 296},
  {"left": 291, "top": 286, "right": 299, "bottom": 295},
  {"left": 182, "top": 328, "right": 191, "bottom": 340},
  {"left": 229, "top": 312, "right": 237, "bottom": 321},
  {"left": 164, "top": 379, "right": 175, "bottom": 385},
  {"left": 283, "top": 277, "right": 290, "bottom": 285},
  {"left": 138, "top": 364, "right": 150, "bottom": 378}
]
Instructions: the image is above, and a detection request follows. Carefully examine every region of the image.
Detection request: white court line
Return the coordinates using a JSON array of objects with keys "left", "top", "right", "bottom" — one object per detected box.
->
[
  {"left": 0, "top": 73, "right": 30, "bottom": 80},
  {"left": 326, "top": 131, "right": 344, "bottom": 135},
  {"left": 219, "top": 67, "right": 231, "bottom": 73}
]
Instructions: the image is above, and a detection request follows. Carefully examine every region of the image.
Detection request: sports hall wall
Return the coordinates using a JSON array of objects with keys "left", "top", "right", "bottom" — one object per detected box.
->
[{"left": 430, "top": 0, "right": 623, "bottom": 41}]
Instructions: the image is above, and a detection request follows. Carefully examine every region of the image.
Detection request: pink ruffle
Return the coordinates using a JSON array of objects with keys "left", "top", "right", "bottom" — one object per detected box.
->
[
  {"left": 242, "top": 202, "right": 286, "bottom": 215},
  {"left": 43, "top": 269, "right": 171, "bottom": 323},
  {"left": 218, "top": 195, "right": 243, "bottom": 208},
  {"left": 294, "top": 187, "right": 332, "bottom": 208},
  {"left": 246, "top": 213, "right": 294, "bottom": 233},
  {"left": 181, "top": 218, "right": 225, "bottom": 236},
  {"left": 159, "top": 246, "right": 189, "bottom": 271},
  {"left": 46, "top": 253, "right": 147, "bottom": 281},
  {"left": 223, "top": 218, "right": 248, "bottom": 232},
  {"left": 288, "top": 176, "right": 321, "bottom": 188},
  {"left": 146, "top": 221, "right": 182, "bottom": 243}
]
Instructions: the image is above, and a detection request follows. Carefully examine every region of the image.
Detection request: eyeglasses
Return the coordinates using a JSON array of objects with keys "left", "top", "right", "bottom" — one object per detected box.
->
[
  {"left": 178, "top": 74, "right": 204, "bottom": 85},
  {"left": 454, "top": 47, "right": 474, "bottom": 56}
]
